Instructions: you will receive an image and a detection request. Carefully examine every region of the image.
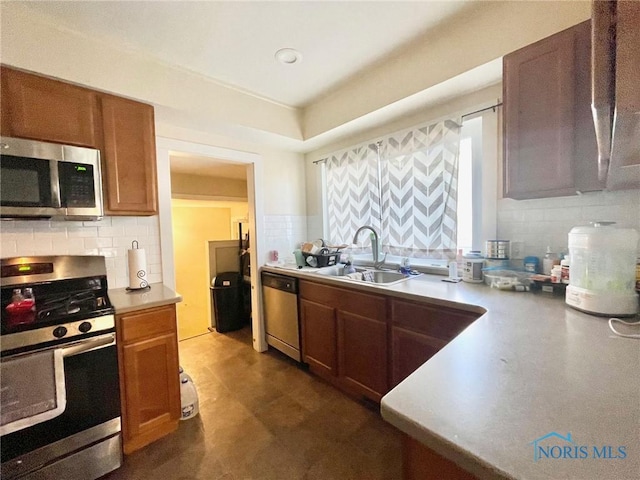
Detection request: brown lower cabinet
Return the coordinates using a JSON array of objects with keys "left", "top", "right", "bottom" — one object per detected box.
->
[
  {"left": 391, "top": 327, "right": 447, "bottom": 389},
  {"left": 299, "top": 280, "right": 388, "bottom": 402},
  {"left": 390, "top": 298, "right": 478, "bottom": 387},
  {"left": 338, "top": 309, "right": 388, "bottom": 402},
  {"left": 116, "top": 304, "right": 181, "bottom": 454},
  {"left": 299, "top": 298, "right": 337, "bottom": 378},
  {"left": 299, "top": 280, "right": 479, "bottom": 403},
  {"left": 403, "top": 434, "right": 478, "bottom": 480}
]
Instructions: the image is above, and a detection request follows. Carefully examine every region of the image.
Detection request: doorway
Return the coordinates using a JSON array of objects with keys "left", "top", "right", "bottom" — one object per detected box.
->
[
  {"left": 155, "top": 137, "right": 267, "bottom": 353},
  {"left": 171, "top": 197, "right": 248, "bottom": 340}
]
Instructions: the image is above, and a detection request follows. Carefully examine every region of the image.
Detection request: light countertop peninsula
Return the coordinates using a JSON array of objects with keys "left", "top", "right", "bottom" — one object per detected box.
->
[
  {"left": 262, "top": 264, "right": 640, "bottom": 480},
  {"left": 108, "top": 283, "right": 182, "bottom": 314}
]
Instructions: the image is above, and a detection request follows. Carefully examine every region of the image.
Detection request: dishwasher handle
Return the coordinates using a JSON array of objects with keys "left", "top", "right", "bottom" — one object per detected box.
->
[{"left": 261, "top": 272, "right": 298, "bottom": 294}]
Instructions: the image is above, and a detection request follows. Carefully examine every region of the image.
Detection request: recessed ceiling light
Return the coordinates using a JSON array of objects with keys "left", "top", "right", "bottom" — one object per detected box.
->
[{"left": 275, "top": 48, "right": 302, "bottom": 65}]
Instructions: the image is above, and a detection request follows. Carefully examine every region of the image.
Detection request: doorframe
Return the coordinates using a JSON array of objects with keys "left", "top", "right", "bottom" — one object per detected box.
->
[{"left": 155, "top": 137, "right": 267, "bottom": 353}]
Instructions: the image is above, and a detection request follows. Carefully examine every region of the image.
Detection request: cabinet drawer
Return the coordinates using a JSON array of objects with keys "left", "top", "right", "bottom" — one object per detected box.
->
[
  {"left": 390, "top": 299, "right": 477, "bottom": 341},
  {"left": 117, "top": 305, "right": 176, "bottom": 344},
  {"left": 299, "top": 280, "right": 386, "bottom": 322}
]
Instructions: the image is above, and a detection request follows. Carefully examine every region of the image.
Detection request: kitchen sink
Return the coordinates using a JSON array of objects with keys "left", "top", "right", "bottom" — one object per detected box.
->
[{"left": 314, "top": 265, "right": 417, "bottom": 285}]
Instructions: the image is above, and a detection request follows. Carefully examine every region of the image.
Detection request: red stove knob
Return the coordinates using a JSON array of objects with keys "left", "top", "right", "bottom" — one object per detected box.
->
[
  {"left": 53, "top": 326, "right": 68, "bottom": 338},
  {"left": 78, "top": 321, "right": 92, "bottom": 333}
]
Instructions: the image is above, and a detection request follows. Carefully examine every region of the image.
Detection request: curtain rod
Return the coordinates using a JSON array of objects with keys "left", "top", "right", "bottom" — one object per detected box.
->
[
  {"left": 313, "top": 101, "right": 503, "bottom": 165},
  {"left": 461, "top": 101, "right": 503, "bottom": 120}
]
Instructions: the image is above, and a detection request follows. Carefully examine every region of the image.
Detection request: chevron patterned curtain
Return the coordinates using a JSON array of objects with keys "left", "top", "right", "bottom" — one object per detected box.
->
[
  {"left": 324, "top": 144, "right": 381, "bottom": 251},
  {"left": 381, "top": 119, "right": 461, "bottom": 259},
  {"left": 323, "top": 118, "right": 460, "bottom": 259}
]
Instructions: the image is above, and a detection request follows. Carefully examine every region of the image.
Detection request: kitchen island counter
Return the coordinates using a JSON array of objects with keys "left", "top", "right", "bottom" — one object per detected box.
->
[
  {"left": 109, "top": 283, "right": 182, "bottom": 314},
  {"left": 261, "top": 264, "right": 640, "bottom": 480}
]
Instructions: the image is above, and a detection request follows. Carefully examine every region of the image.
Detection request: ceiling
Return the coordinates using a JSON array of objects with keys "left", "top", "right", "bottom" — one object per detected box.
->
[{"left": 19, "top": 1, "right": 478, "bottom": 108}]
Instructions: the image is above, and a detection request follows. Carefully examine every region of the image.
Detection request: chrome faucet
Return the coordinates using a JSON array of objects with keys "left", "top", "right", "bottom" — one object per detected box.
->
[{"left": 352, "top": 225, "right": 387, "bottom": 268}]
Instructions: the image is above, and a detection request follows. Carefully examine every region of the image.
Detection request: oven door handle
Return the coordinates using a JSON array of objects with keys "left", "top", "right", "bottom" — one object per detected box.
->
[{"left": 61, "top": 333, "right": 115, "bottom": 357}]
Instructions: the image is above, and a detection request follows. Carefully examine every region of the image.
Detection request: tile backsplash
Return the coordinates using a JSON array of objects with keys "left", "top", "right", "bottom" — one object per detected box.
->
[
  {"left": 263, "top": 215, "right": 308, "bottom": 264},
  {"left": 497, "top": 189, "right": 640, "bottom": 259},
  {"left": 0, "top": 216, "right": 162, "bottom": 289}
]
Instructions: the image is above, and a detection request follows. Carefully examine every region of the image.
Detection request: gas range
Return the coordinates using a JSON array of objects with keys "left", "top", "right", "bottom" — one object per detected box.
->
[
  {"left": 0, "top": 255, "right": 122, "bottom": 480},
  {"left": 1, "top": 256, "right": 115, "bottom": 355}
]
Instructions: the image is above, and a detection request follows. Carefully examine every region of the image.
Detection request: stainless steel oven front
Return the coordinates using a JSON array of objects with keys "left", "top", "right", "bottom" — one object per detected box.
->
[{"left": 0, "top": 256, "right": 122, "bottom": 480}]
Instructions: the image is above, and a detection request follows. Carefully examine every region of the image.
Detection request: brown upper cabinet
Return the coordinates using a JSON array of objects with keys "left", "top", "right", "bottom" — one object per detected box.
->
[
  {"left": 1, "top": 67, "right": 101, "bottom": 148},
  {"left": 100, "top": 95, "right": 157, "bottom": 215},
  {"left": 503, "top": 20, "right": 601, "bottom": 199},
  {"left": 0, "top": 66, "right": 158, "bottom": 215}
]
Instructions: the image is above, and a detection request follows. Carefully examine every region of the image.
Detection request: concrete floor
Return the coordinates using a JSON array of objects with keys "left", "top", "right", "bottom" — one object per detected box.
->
[{"left": 105, "top": 327, "right": 403, "bottom": 479}]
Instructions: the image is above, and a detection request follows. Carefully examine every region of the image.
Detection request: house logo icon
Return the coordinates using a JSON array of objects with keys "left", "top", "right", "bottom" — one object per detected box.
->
[{"left": 530, "top": 432, "right": 574, "bottom": 462}]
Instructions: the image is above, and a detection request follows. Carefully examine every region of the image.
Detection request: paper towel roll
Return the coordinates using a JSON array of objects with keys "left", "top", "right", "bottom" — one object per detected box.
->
[{"left": 127, "top": 247, "right": 149, "bottom": 289}]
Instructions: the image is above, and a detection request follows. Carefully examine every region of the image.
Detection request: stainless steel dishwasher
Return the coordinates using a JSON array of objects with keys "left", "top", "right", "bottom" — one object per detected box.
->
[{"left": 261, "top": 271, "right": 300, "bottom": 362}]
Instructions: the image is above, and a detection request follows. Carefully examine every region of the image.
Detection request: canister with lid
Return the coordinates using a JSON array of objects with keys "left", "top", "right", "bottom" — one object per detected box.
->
[
  {"left": 462, "top": 251, "right": 484, "bottom": 283},
  {"left": 485, "top": 240, "right": 510, "bottom": 259}
]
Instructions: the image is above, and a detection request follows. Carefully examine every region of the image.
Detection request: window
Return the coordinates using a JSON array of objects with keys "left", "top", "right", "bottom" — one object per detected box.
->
[
  {"left": 321, "top": 111, "right": 497, "bottom": 262},
  {"left": 457, "top": 115, "right": 485, "bottom": 253}
]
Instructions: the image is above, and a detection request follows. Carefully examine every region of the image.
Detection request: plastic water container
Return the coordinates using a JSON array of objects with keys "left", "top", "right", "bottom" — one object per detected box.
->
[{"left": 180, "top": 376, "right": 199, "bottom": 420}]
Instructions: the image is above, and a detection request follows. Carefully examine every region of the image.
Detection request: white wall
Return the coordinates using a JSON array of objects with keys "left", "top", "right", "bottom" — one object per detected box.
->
[
  {"left": 498, "top": 190, "right": 640, "bottom": 259},
  {"left": 0, "top": 216, "right": 162, "bottom": 288}
]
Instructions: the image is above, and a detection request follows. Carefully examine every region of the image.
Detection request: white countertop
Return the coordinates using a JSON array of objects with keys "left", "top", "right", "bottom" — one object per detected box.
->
[
  {"left": 262, "top": 264, "right": 640, "bottom": 480},
  {"left": 108, "top": 283, "right": 182, "bottom": 314}
]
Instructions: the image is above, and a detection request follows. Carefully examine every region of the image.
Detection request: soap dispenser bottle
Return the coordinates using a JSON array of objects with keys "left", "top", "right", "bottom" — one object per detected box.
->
[{"left": 543, "top": 246, "right": 559, "bottom": 275}]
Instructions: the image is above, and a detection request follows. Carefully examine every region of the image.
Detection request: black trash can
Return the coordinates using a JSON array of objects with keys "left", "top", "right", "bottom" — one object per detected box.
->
[{"left": 210, "top": 272, "right": 243, "bottom": 333}]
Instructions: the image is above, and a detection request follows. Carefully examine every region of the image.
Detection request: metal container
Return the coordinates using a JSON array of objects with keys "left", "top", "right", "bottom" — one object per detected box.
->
[{"left": 485, "top": 240, "right": 510, "bottom": 259}]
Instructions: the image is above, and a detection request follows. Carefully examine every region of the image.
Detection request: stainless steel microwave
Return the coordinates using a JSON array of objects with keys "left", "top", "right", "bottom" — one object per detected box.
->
[{"left": 0, "top": 136, "right": 103, "bottom": 220}]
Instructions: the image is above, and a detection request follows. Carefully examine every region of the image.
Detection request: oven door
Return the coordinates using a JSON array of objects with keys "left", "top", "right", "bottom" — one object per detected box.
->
[{"left": 1, "top": 333, "right": 122, "bottom": 480}]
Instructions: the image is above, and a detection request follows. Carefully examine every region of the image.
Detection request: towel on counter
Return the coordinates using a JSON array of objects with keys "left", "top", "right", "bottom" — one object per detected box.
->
[
  {"left": 344, "top": 272, "right": 364, "bottom": 281},
  {"left": 362, "top": 270, "right": 375, "bottom": 282},
  {"left": 0, "top": 348, "right": 66, "bottom": 435}
]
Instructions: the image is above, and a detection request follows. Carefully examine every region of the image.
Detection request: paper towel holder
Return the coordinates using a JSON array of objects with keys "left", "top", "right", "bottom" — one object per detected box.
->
[{"left": 126, "top": 240, "right": 151, "bottom": 292}]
